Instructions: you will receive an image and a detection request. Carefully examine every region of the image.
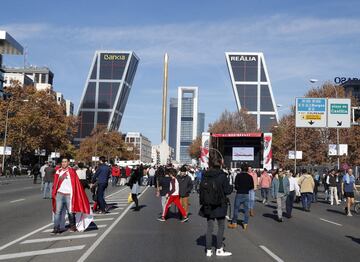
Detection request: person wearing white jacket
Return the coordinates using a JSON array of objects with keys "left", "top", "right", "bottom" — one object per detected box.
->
[{"left": 286, "top": 171, "right": 300, "bottom": 218}]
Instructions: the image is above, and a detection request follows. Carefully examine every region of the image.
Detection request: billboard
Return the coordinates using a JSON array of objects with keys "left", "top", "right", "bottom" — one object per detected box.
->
[{"left": 232, "top": 147, "right": 254, "bottom": 161}]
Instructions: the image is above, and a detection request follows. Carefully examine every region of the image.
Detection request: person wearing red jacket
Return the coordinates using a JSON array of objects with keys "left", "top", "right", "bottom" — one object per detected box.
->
[
  {"left": 51, "top": 158, "right": 93, "bottom": 234},
  {"left": 111, "top": 164, "right": 120, "bottom": 187}
]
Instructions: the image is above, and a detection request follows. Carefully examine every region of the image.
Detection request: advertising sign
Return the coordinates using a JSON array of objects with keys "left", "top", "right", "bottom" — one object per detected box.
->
[
  {"left": 200, "top": 132, "right": 210, "bottom": 168},
  {"left": 232, "top": 147, "right": 254, "bottom": 161},
  {"left": 329, "top": 144, "right": 348, "bottom": 156},
  {"left": 296, "top": 98, "right": 327, "bottom": 128},
  {"left": 288, "top": 151, "right": 303, "bottom": 160},
  {"left": 263, "top": 133, "right": 272, "bottom": 170},
  {"left": 0, "top": 146, "right": 12, "bottom": 156},
  {"left": 327, "top": 98, "right": 351, "bottom": 128}
]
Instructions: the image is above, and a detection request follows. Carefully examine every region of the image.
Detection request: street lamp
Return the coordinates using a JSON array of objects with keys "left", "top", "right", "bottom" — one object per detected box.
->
[{"left": 208, "top": 147, "right": 224, "bottom": 166}]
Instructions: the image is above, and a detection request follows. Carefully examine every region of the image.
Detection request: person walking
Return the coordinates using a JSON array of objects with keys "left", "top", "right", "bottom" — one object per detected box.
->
[
  {"left": 177, "top": 166, "right": 193, "bottom": 217},
  {"left": 158, "top": 168, "right": 189, "bottom": 222},
  {"left": 313, "top": 169, "right": 320, "bottom": 202},
  {"left": 326, "top": 170, "right": 339, "bottom": 205},
  {"left": 342, "top": 168, "right": 359, "bottom": 216},
  {"left": 156, "top": 166, "right": 171, "bottom": 213},
  {"left": 298, "top": 169, "right": 315, "bottom": 212},
  {"left": 91, "top": 156, "right": 111, "bottom": 214},
  {"left": 32, "top": 163, "right": 41, "bottom": 184},
  {"left": 76, "top": 162, "right": 90, "bottom": 189},
  {"left": 51, "top": 158, "right": 93, "bottom": 234},
  {"left": 128, "top": 166, "right": 142, "bottom": 211},
  {"left": 43, "top": 163, "right": 55, "bottom": 199},
  {"left": 111, "top": 164, "right": 120, "bottom": 187},
  {"left": 228, "top": 164, "right": 254, "bottom": 230},
  {"left": 286, "top": 171, "right": 300, "bottom": 218},
  {"left": 248, "top": 166, "right": 258, "bottom": 216},
  {"left": 148, "top": 166, "right": 156, "bottom": 187},
  {"left": 199, "top": 157, "right": 233, "bottom": 257},
  {"left": 119, "top": 166, "right": 127, "bottom": 186},
  {"left": 271, "top": 171, "right": 290, "bottom": 222},
  {"left": 40, "top": 162, "right": 48, "bottom": 191},
  {"left": 259, "top": 168, "right": 272, "bottom": 204}
]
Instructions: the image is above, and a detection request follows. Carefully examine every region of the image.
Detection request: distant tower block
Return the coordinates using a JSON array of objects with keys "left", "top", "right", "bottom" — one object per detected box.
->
[
  {"left": 225, "top": 52, "right": 279, "bottom": 131},
  {"left": 75, "top": 51, "right": 139, "bottom": 144}
]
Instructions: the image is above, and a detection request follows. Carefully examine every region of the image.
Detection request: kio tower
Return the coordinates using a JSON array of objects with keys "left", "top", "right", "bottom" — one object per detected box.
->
[
  {"left": 225, "top": 52, "right": 278, "bottom": 131},
  {"left": 75, "top": 51, "right": 139, "bottom": 144}
]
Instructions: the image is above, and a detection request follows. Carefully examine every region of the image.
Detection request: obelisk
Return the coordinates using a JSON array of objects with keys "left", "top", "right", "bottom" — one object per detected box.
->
[
  {"left": 161, "top": 53, "right": 169, "bottom": 142},
  {"left": 158, "top": 53, "right": 171, "bottom": 165}
]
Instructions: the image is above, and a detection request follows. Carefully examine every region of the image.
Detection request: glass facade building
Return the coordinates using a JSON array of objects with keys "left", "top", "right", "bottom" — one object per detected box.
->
[
  {"left": 168, "top": 97, "right": 178, "bottom": 159},
  {"left": 176, "top": 87, "right": 198, "bottom": 164},
  {"left": 197, "top": 112, "right": 205, "bottom": 137},
  {"left": 75, "top": 51, "right": 139, "bottom": 143},
  {"left": 225, "top": 52, "right": 278, "bottom": 131}
]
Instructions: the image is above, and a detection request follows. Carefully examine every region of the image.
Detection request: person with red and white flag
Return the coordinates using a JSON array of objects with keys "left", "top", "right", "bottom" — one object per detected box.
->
[{"left": 51, "top": 157, "right": 93, "bottom": 234}]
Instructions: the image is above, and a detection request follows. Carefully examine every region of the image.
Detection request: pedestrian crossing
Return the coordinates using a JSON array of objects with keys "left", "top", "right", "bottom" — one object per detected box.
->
[{"left": 0, "top": 186, "right": 144, "bottom": 261}]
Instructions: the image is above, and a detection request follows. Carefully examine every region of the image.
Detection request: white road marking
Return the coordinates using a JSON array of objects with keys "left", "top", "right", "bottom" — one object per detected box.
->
[
  {"left": 77, "top": 186, "right": 149, "bottom": 262},
  {"left": 113, "top": 207, "right": 124, "bottom": 210},
  {"left": 93, "top": 218, "right": 115, "bottom": 222},
  {"left": 320, "top": 218, "right": 342, "bottom": 226},
  {"left": 0, "top": 223, "right": 53, "bottom": 251},
  {"left": 42, "top": 224, "right": 107, "bottom": 233},
  {"left": 259, "top": 245, "right": 284, "bottom": 262},
  {"left": 9, "top": 198, "right": 25, "bottom": 203},
  {"left": 21, "top": 233, "right": 98, "bottom": 244},
  {"left": 93, "top": 212, "right": 119, "bottom": 216},
  {"left": 0, "top": 245, "right": 85, "bottom": 260},
  {"left": 105, "top": 187, "right": 128, "bottom": 199}
]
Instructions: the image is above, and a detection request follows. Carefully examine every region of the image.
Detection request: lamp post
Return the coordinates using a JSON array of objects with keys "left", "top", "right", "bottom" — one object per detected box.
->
[{"left": 208, "top": 147, "right": 224, "bottom": 166}]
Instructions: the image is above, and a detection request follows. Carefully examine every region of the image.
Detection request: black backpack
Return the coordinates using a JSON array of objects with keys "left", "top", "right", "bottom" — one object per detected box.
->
[{"left": 199, "top": 174, "right": 224, "bottom": 206}]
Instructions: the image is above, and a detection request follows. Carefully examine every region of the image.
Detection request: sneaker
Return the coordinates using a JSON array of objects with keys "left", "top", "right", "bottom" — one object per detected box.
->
[
  {"left": 262, "top": 199, "right": 266, "bottom": 204},
  {"left": 206, "top": 249, "right": 213, "bottom": 257},
  {"left": 228, "top": 223, "right": 237, "bottom": 229},
  {"left": 50, "top": 229, "right": 59, "bottom": 235},
  {"left": 243, "top": 224, "right": 248, "bottom": 230},
  {"left": 278, "top": 217, "right": 283, "bottom": 222},
  {"left": 69, "top": 226, "right": 77, "bottom": 232},
  {"left": 157, "top": 217, "right": 166, "bottom": 222},
  {"left": 181, "top": 217, "right": 189, "bottom": 223},
  {"left": 216, "top": 247, "right": 232, "bottom": 257},
  {"left": 347, "top": 212, "right": 353, "bottom": 217}
]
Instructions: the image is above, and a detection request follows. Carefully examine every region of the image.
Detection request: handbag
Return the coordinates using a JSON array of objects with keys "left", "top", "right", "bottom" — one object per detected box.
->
[{"left": 128, "top": 193, "right": 133, "bottom": 203}]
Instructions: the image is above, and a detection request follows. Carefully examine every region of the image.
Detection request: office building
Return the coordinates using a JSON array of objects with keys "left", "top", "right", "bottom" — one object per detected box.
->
[
  {"left": 3, "top": 66, "right": 54, "bottom": 91},
  {"left": 168, "top": 97, "right": 178, "bottom": 158},
  {"left": 65, "top": 99, "right": 74, "bottom": 116},
  {"left": 197, "top": 112, "right": 205, "bottom": 137},
  {"left": 75, "top": 51, "right": 139, "bottom": 143},
  {"left": 225, "top": 52, "right": 278, "bottom": 131},
  {"left": 125, "top": 132, "right": 152, "bottom": 163},
  {"left": 176, "top": 87, "right": 198, "bottom": 164},
  {"left": 0, "top": 31, "right": 24, "bottom": 97}
]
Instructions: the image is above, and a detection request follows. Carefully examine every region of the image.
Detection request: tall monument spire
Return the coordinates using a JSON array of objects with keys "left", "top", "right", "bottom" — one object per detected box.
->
[{"left": 161, "top": 53, "right": 169, "bottom": 142}]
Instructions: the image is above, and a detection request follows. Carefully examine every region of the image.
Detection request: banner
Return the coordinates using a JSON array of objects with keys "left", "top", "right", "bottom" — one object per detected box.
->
[
  {"left": 263, "top": 133, "right": 272, "bottom": 170},
  {"left": 200, "top": 132, "right": 210, "bottom": 168}
]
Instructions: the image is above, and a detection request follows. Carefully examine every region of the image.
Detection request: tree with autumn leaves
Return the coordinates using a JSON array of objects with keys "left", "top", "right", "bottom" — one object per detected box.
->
[
  {"left": 0, "top": 82, "right": 77, "bottom": 165},
  {"left": 188, "top": 109, "right": 258, "bottom": 159},
  {"left": 271, "top": 82, "right": 360, "bottom": 168},
  {"left": 76, "top": 126, "right": 137, "bottom": 163}
]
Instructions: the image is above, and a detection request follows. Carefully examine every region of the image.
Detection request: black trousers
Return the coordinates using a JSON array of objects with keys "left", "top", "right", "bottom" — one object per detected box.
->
[
  {"left": 286, "top": 191, "right": 295, "bottom": 216},
  {"left": 206, "top": 218, "right": 225, "bottom": 250}
]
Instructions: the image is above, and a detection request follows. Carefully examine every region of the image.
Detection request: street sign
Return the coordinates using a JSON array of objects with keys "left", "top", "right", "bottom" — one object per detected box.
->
[
  {"left": 327, "top": 98, "right": 351, "bottom": 128},
  {"left": 296, "top": 98, "right": 327, "bottom": 128},
  {"left": 0, "top": 146, "right": 11, "bottom": 156},
  {"left": 288, "top": 150, "right": 302, "bottom": 159},
  {"left": 35, "top": 149, "right": 46, "bottom": 156},
  {"left": 50, "top": 152, "right": 60, "bottom": 158},
  {"left": 92, "top": 156, "right": 99, "bottom": 162}
]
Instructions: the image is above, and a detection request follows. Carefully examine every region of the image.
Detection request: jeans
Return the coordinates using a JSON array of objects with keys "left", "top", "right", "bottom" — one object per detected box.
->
[
  {"left": 161, "top": 196, "right": 167, "bottom": 212},
  {"left": 301, "top": 192, "right": 313, "bottom": 211},
  {"left": 330, "top": 186, "right": 339, "bottom": 205},
  {"left": 232, "top": 194, "right": 249, "bottom": 224},
  {"left": 286, "top": 191, "right": 295, "bottom": 217},
  {"left": 43, "top": 182, "right": 53, "bottom": 198},
  {"left": 112, "top": 176, "right": 118, "bottom": 187},
  {"left": 206, "top": 218, "right": 225, "bottom": 249},
  {"left": 249, "top": 190, "right": 255, "bottom": 209},
  {"left": 261, "top": 188, "right": 270, "bottom": 202},
  {"left": 148, "top": 176, "right": 155, "bottom": 187},
  {"left": 97, "top": 183, "right": 107, "bottom": 212},
  {"left": 54, "top": 193, "right": 74, "bottom": 229},
  {"left": 276, "top": 193, "right": 286, "bottom": 219}
]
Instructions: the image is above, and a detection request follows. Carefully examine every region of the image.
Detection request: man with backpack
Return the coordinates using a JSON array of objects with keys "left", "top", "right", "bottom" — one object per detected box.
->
[
  {"left": 228, "top": 164, "right": 254, "bottom": 230},
  {"left": 199, "top": 156, "right": 233, "bottom": 257}
]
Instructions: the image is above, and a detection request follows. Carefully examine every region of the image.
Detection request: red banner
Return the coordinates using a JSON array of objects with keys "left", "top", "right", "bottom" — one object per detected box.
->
[{"left": 211, "top": 133, "right": 262, "bottom": 138}]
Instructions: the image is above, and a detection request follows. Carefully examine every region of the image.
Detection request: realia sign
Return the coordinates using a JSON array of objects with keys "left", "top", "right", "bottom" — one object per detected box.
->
[{"left": 334, "top": 77, "right": 360, "bottom": 84}]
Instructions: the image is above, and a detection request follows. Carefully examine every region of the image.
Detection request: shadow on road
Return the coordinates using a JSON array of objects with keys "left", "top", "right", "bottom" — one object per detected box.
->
[
  {"left": 263, "top": 213, "right": 278, "bottom": 221},
  {"left": 326, "top": 209, "right": 346, "bottom": 216},
  {"left": 346, "top": 236, "right": 360, "bottom": 245}
]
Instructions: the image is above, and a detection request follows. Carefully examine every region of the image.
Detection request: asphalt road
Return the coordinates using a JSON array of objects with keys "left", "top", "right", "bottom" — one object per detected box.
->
[{"left": 0, "top": 179, "right": 359, "bottom": 262}]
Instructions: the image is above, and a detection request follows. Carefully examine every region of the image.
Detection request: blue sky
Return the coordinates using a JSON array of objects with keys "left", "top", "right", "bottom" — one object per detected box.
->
[{"left": 2, "top": 0, "right": 360, "bottom": 144}]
